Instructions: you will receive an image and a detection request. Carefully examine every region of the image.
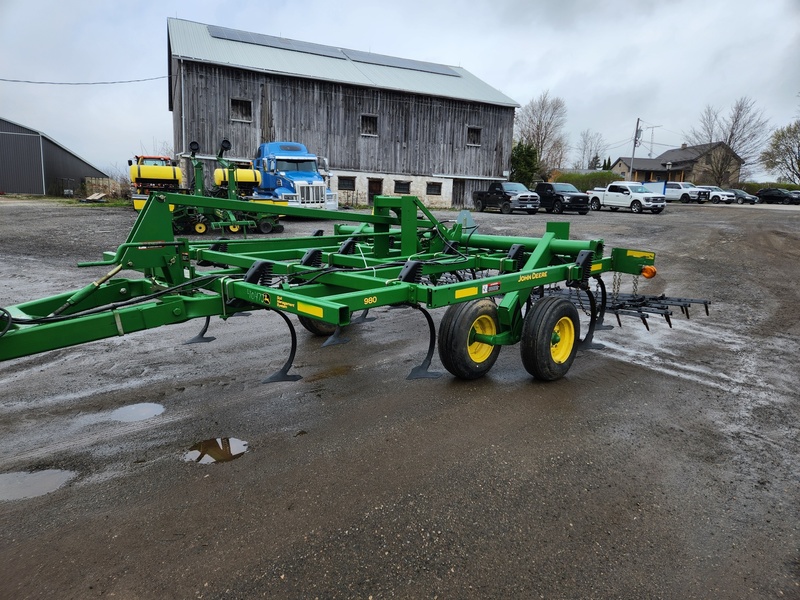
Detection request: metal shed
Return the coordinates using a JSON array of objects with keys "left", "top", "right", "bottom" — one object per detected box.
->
[{"left": 0, "top": 117, "right": 108, "bottom": 196}]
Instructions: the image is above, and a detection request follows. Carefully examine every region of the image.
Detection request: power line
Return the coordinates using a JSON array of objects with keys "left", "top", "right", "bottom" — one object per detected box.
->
[{"left": 0, "top": 76, "right": 167, "bottom": 85}]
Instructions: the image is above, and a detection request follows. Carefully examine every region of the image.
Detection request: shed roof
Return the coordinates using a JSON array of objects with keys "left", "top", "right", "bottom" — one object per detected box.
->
[{"left": 167, "top": 18, "right": 518, "bottom": 108}]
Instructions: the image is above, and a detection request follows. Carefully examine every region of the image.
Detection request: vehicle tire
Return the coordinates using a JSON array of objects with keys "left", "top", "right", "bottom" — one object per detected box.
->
[
  {"left": 227, "top": 224, "right": 242, "bottom": 234},
  {"left": 711, "top": 196, "right": 720, "bottom": 204},
  {"left": 680, "top": 194, "right": 690, "bottom": 203},
  {"left": 631, "top": 200, "right": 643, "bottom": 214},
  {"left": 652, "top": 208, "right": 663, "bottom": 214},
  {"left": 257, "top": 219, "right": 274, "bottom": 234},
  {"left": 438, "top": 299, "right": 501, "bottom": 380},
  {"left": 590, "top": 198, "right": 601, "bottom": 211},
  {"left": 578, "top": 210, "right": 589, "bottom": 215},
  {"left": 783, "top": 197, "right": 790, "bottom": 205},
  {"left": 474, "top": 198, "right": 484, "bottom": 212},
  {"left": 737, "top": 197, "right": 744, "bottom": 204},
  {"left": 273, "top": 224, "right": 285, "bottom": 233},
  {"left": 192, "top": 217, "right": 209, "bottom": 235},
  {"left": 545, "top": 208, "right": 553, "bottom": 214},
  {"left": 500, "top": 201, "right": 512, "bottom": 215},
  {"left": 526, "top": 209, "right": 538, "bottom": 215},
  {"left": 520, "top": 296, "right": 579, "bottom": 381},
  {"left": 552, "top": 200, "right": 563, "bottom": 214},
  {"left": 298, "top": 316, "right": 337, "bottom": 337}
]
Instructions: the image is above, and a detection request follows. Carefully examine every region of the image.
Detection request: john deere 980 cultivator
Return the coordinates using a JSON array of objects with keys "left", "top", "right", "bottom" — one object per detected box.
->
[{"left": 0, "top": 192, "right": 708, "bottom": 381}]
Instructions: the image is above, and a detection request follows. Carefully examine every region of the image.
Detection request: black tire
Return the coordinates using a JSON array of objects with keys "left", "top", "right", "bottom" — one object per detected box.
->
[
  {"left": 552, "top": 200, "right": 563, "bottom": 214},
  {"left": 474, "top": 198, "right": 485, "bottom": 212},
  {"left": 631, "top": 200, "right": 643, "bottom": 214},
  {"left": 520, "top": 296, "right": 579, "bottom": 381},
  {"left": 273, "top": 224, "right": 285, "bottom": 233},
  {"left": 257, "top": 219, "right": 274, "bottom": 234},
  {"left": 298, "top": 316, "right": 337, "bottom": 337},
  {"left": 500, "top": 201, "right": 512, "bottom": 215},
  {"left": 590, "top": 198, "right": 601, "bottom": 211},
  {"left": 711, "top": 196, "right": 720, "bottom": 204},
  {"left": 680, "top": 194, "right": 690, "bottom": 203},
  {"left": 192, "top": 217, "right": 209, "bottom": 235},
  {"left": 438, "top": 299, "right": 501, "bottom": 380},
  {"left": 737, "top": 197, "right": 744, "bottom": 204}
]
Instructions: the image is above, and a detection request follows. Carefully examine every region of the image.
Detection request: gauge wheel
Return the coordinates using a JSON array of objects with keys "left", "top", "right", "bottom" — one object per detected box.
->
[
  {"left": 438, "top": 299, "right": 501, "bottom": 380},
  {"left": 520, "top": 296, "right": 579, "bottom": 381},
  {"left": 227, "top": 224, "right": 242, "bottom": 233},
  {"left": 192, "top": 217, "right": 209, "bottom": 235},
  {"left": 298, "top": 316, "right": 337, "bottom": 337},
  {"left": 257, "top": 219, "right": 274, "bottom": 234}
]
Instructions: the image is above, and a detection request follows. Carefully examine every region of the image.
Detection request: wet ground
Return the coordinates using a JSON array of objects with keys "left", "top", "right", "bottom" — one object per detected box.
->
[{"left": 0, "top": 198, "right": 798, "bottom": 599}]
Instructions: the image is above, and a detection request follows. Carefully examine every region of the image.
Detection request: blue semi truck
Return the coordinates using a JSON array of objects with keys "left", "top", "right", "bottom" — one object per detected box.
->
[{"left": 252, "top": 141, "right": 338, "bottom": 210}]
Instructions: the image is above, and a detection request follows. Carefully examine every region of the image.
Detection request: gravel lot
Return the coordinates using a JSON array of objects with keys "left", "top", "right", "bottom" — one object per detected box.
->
[{"left": 0, "top": 197, "right": 798, "bottom": 599}]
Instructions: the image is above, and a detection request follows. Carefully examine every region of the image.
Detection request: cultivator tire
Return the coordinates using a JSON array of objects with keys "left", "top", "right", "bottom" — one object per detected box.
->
[
  {"left": 438, "top": 299, "right": 501, "bottom": 380},
  {"left": 192, "top": 218, "right": 209, "bottom": 235},
  {"left": 520, "top": 296, "right": 579, "bottom": 381},
  {"left": 227, "top": 225, "right": 242, "bottom": 234},
  {"left": 298, "top": 316, "right": 337, "bottom": 337},
  {"left": 257, "top": 219, "right": 274, "bottom": 234}
]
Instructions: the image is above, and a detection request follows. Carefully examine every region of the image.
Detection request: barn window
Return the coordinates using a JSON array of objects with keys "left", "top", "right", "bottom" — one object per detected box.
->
[
  {"left": 394, "top": 180, "right": 411, "bottom": 194},
  {"left": 426, "top": 182, "right": 442, "bottom": 195},
  {"left": 361, "top": 114, "right": 378, "bottom": 136},
  {"left": 337, "top": 176, "right": 356, "bottom": 191},
  {"left": 231, "top": 99, "right": 252, "bottom": 122},
  {"left": 467, "top": 127, "right": 482, "bottom": 146}
]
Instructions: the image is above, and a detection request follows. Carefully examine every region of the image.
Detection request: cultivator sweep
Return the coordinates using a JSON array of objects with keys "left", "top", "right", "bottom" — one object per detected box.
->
[{"left": 0, "top": 192, "right": 709, "bottom": 381}]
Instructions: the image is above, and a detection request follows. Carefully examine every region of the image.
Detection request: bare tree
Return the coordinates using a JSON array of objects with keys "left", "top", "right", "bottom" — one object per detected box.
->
[
  {"left": 574, "top": 129, "right": 608, "bottom": 170},
  {"left": 685, "top": 96, "right": 771, "bottom": 182},
  {"left": 515, "top": 91, "right": 569, "bottom": 174}
]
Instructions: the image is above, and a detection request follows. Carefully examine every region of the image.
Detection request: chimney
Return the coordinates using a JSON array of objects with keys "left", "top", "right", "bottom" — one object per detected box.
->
[{"left": 681, "top": 143, "right": 688, "bottom": 149}]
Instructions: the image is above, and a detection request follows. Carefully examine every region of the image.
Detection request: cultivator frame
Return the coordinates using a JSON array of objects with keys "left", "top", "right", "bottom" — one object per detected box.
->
[{"left": 0, "top": 192, "right": 708, "bottom": 381}]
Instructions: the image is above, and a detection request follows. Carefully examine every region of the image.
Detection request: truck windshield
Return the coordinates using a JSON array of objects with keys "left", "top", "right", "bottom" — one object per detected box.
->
[
  {"left": 276, "top": 159, "right": 317, "bottom": 173},
  {"left": 552, "top": 183, "right": 579, "bottom": 192},
  {"left": 629, "top": 185, "right": 650, "bottom": 193},
  {"left": 503, "top": 183, "right": 529, "bottom": 192}
]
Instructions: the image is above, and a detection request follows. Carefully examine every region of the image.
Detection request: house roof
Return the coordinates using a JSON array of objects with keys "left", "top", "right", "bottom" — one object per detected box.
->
[
  {"left": 615, "top": 142, "right": 744, "bottom": 171},
  {"left": 167, "top": 18, "right": 518, "bottom": 108}
]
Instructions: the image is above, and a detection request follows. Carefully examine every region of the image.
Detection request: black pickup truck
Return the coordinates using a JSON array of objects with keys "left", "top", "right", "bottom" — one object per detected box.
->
[
  {"left": 472, "top": 182, "right": 541, "bottom": 214},
  {"left": 533, "top": 182, "right": 590, "bottom": 214}
]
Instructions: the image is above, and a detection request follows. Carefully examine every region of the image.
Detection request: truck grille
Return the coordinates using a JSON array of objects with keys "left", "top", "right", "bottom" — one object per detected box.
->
[{"left": 296, "top": 183, "right": 326, "bottom": 205}]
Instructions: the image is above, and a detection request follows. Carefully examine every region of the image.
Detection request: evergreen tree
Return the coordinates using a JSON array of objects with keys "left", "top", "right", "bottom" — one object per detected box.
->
[{"left": 510, "top": 142, "right": 540, "bottom": 187}]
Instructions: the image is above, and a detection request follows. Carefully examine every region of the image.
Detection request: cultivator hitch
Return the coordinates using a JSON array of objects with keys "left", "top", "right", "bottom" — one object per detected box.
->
[{"left": 0, "top": 193, "right": 709, "bottom": 382}]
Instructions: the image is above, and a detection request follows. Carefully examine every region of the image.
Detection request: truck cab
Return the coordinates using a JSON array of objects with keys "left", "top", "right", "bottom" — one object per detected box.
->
[{"left": 253, "top": 142, "right": 338, "bottom": 210}]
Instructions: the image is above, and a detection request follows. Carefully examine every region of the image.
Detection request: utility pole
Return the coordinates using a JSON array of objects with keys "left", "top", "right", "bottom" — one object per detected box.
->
[{"left": 629, "top": 118, "right": 642, "bottom": 181}]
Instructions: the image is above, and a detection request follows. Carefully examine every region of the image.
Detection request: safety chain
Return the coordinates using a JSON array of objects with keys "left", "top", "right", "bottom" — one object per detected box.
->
[{"left": 612, "top": 272, "right": 621, "bottom": 306}]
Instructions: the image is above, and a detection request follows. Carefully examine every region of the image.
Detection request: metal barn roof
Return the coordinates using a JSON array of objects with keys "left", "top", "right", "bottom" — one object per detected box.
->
[{"left": 167, "top": 18, "right": 518, "bottom": 108}]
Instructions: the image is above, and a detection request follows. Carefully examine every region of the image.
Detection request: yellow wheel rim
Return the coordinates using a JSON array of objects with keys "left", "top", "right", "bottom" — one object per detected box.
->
[
  {"left": 468, "top": 314, "right": 496, "bottom": 363},
  {"left": 550, "top": 316, "right": 575, "bottom": 364},
  {"left": 228, "top": 225, "right": 241, "bottom": 233},
  {"left": 194, "top": 222, "right": 207, "bottom": 234}
]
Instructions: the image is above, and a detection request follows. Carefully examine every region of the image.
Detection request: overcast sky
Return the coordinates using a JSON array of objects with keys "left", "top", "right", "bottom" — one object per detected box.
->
[{"left": 1, "top": 0, "right": 798, "bottom": 181}]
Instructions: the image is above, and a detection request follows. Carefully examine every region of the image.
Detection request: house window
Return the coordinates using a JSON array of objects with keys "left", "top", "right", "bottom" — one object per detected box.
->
[
  {"left": 337, "top": 176, "right": 356, "bottom": 191},
  {"left": 394, "top": 180, "right": 411, "bottom": 194},
  {"left": 467, "top": 127, "right": 482, "bottom": 146},
  {"left": 426, "top": 182, "right": 442, "bottom": 195},
  {"left": 231, "top": 98, "right": 252, "bottom": 122},
  {"left": 361, "top": 114, "right": 378, "bottom": 136}
]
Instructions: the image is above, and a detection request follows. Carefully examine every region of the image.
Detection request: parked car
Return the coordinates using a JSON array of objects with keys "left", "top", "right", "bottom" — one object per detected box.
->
[
  {"left": 472, "top": 182, "right": 541, "bottom": 214},
  {"left": 755, "top": 188, "right": 798, "bottom": 205},
  {"left": 643, "top": 181, "right": 709, "bottom": 203},
  {"left": 726, "top": 188, "right": 758, "bottom": 204},
  {"left": 588, "top": 182, "right": 666, "bottom": 214},
  {"left": 533, "top": 182, "right": 590, "bottom": 214},
  {"left": 698, "top": 185, "right": 735, "bottom": 204}
]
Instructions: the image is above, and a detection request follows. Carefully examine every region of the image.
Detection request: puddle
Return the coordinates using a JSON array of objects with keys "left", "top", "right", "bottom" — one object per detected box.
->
[
  {"left": 109, "top": 403, "right": 165, "bottom": 422},
  {"left": 0, "top": 469, "right": 77, "bottom": 501},
  {"left": 183, "top": 438, "right": 248, "bottom": 464}
]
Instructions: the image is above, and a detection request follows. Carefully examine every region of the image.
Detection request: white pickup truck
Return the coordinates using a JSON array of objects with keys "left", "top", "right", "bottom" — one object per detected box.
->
[
  {"left": 588, "top": 181, "right": 666, "bottom": 214},
  {"left": 643, "top": 181, "right": 709, "bottom": 203}
]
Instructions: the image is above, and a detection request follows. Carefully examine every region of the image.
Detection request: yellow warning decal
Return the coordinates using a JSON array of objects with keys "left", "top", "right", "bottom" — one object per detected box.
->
[
  {"left": 627, "top": 250, "right": 655, "bottom": 260},
  {"left": 591, "top": 263, "right": 603, "bottom": 272},
  {"left": 455, "top": 286, "right": 479, "bottom": 299},
  {"left": 298, "top": 301, "right": 324, "bottom": 318}
]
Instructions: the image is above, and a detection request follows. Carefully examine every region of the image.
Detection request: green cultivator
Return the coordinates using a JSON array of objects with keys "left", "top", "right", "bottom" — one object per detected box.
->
[{"left": 0, "top": 193, "right": 708, "bottom": 381}]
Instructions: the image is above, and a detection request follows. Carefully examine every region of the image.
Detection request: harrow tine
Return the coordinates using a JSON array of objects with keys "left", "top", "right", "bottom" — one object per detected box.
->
[{"left": 184, "top": 316, "right": 216, "bottom": 344}]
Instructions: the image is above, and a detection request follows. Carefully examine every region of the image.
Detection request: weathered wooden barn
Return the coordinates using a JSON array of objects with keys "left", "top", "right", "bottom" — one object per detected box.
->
[
  {"left": 167, "top": 18, "right": 518, "bottom": 207},
  {"left": 0, "top": 117, "right": 109, "bottom": 196}
]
